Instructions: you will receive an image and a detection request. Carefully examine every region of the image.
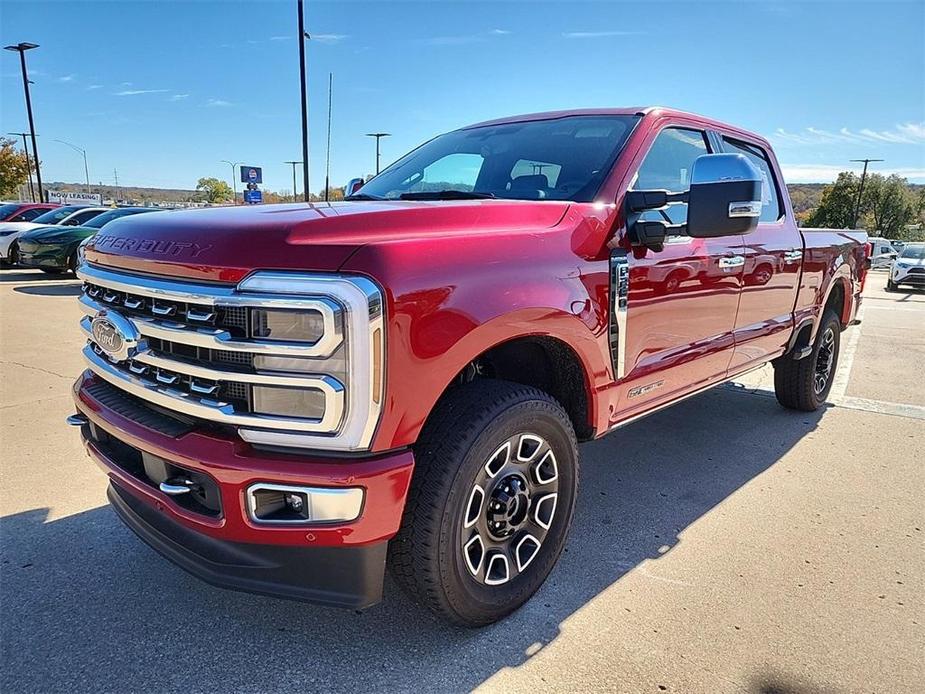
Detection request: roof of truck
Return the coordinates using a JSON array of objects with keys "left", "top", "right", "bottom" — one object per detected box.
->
[{"left": 462, "top": 107, "right": 771, "bottom": 147}]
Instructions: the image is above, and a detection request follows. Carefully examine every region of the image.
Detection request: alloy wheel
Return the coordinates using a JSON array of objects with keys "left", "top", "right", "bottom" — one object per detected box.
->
[
  {"left": 814, "top": 327, "right": 836, "bottom": 394},
  {"left": 460, "top": 432, "right": 560, "bottom": 586}
]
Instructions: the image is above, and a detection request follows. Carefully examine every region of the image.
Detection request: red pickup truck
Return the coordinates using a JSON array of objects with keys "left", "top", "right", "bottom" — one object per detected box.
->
[{"left": 69, "top": 107, "right": 868, "bottom": 626}]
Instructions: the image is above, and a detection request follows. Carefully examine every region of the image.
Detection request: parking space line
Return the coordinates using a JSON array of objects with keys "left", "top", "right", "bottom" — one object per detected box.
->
[{"left": 830, "top": 304, "right": 865, "bottom": 400}]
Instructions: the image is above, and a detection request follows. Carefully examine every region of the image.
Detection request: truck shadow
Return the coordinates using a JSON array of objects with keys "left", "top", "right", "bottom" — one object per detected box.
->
[{"left": 1, "top": 388, "right": 826, "bottom": 693}]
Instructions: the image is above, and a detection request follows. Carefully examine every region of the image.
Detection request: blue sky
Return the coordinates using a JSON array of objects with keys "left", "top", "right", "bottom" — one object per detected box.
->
[{"left": 1, "top": 0, "right": 923, "bottom": 193}]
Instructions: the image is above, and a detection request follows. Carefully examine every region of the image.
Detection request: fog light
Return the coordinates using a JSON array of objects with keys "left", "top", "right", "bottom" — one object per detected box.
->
[
  {"left": 252, "top": 386, "right": 327, "bottom": 420},
  {"left": 252, "top": 309, "right": 326, "bottom": 343},
  {"left": 246, "top": 483, "right": 363, "bottom": 524}
]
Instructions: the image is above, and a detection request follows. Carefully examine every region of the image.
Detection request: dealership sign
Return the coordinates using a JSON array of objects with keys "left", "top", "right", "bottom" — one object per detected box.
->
[{"left": 48, "top": 190, "right": 103, "bottom": 205}]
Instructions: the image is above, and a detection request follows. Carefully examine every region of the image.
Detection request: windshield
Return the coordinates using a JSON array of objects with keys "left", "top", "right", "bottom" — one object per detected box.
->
[
  {"left": 900, "top": 245, "right": 925, "bottom": 260},
  {"left": 31, "top": 206, "right": 83, "bottom": 225},
  {"left": 355, "top": 115, "right": 639, "bottom": 202},
  {"left": 0, "top": 204, "right": 22, "bottom": 218},
  {"left": 85, "top": 208, "right": 154, "bottom": 229}
]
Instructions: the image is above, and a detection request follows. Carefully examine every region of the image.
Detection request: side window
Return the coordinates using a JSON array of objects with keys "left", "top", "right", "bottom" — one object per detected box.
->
[
  {"left": 12, "top": 208, "right": 43, "bottom": 222},
  {"left": 633, "top": 128, "right": 708, "bottom": 225},
  {"left": 722, "top": 137, "right": 782, "bottom": 222}
]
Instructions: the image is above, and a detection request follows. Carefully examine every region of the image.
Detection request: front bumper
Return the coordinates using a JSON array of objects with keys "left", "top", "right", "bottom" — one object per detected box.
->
[
  {"left": 16, "top": 242, "right": 69, "bottom": 269},
  {"left": 73, "top": 372, "right": 415, "bottom": 608},
  {"left": 892, "top": 267, "right": 925, "bottom": 287}
]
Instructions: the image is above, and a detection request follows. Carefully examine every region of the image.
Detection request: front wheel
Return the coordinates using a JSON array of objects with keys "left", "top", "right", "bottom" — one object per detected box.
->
[
  {"left": 886, "top": 279, "right": 896, "bottom": 292},
  {"left": 388, "top": 379, "right": 579, "bottom": 627},
  {"left": 773, "top": 310, "right": 841, "bottom": 411},
  {"left": 7, "top": 242, "right": 19, "bottom": 266}
]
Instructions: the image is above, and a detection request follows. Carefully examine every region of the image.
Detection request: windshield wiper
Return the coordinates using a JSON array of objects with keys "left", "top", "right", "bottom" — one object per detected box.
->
[
  {"left": 344, "top": 192, "right": 384, "bottom": 201},
  {"left": 398, "top": 190, "right": 495, "bottom": 200}
]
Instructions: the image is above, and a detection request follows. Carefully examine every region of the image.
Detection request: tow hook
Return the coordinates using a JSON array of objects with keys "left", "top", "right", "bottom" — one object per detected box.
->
[
  {"left": 66, "top": 413, "right": 88, "bottom": 426},
  {"left": 159, "top": 479, "right": 201, "bottom": 496}
]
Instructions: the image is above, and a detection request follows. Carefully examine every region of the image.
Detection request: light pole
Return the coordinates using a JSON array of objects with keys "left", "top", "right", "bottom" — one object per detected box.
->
[
  {"left": 54, "top": 139, "right": 91, "bottom": 193},
  {"left": 284, "top": 161, "right": 302, "bottom": 201},
  {"left": 850, "top": 158, "right": 883, "bottom": 229},
  {"left": 5, "top": 42, "right": 43, "bottom": 201},
  {"left": 365, "top": 132, "right": 390, "bottom": 175},
  {"left": 220, "top": 160, "right": 240, "bottom": 205},
  {"left": 8, "top": 131, "right": 35, "bottom": 201},
  {"left": 297, "top": 1, "right": 311, "bottom": 202}
]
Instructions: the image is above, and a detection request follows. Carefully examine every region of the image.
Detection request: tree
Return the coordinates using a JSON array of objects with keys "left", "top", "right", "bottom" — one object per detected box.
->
[
  {"left": 196, "top": 177, "right": 233, "bottom": 203},
  {"left": 862, "top": 174, "right": 919, "bottom": 238},
  {"left": 805, "top": 172, "right": 859, "bottom": 229},
  {"left": 0, "top": 137, "right": 34, "bottom": 199}
]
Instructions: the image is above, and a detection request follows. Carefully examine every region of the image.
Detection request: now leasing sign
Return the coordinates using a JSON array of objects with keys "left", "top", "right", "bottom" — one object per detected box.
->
[{"left": 48, "top": 190, "right": 103, "bottom": 205}]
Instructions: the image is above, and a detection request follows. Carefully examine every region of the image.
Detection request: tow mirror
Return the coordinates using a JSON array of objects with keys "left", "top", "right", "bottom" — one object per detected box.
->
[
  {"left": 686, "top": 153, "right": 763, "bottom": 238},
  {"left": 346, "top": 177, "right": 365, "bottom": 197},
  {"left": 626, "top": 153, "right": 763, "bottom": 251}
]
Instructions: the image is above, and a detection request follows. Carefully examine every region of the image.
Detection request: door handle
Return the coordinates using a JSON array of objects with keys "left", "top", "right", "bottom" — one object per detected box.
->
[
  {"left": 783, "top": 250, "right": 803, "bottom": 263},
  {"left": 718, "top": 255, "right": 745, "bottom": 269}
]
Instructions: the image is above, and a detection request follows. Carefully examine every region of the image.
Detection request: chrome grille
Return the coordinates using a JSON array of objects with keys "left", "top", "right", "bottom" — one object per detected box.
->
[{"left": 76, "top": 263, "right": 385, "bottom": 452}]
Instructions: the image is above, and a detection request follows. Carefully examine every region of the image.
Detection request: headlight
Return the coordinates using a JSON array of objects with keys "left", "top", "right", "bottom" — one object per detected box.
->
[{"left": 234, "top": 271, "right": 385, "bottom": 451}]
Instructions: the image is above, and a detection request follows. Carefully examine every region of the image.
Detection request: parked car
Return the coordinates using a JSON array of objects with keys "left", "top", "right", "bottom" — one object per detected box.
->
[
  {"left": 886, "top": 243, "right": 925, "bottom": 291},
  {"left": 0, "top": 202, "right": 59, "bottom": 223},
  {"left": 0, "top": 205, "right": 108, "bottom": 265},
  {"left": 868, "top": 236, "right": 900, "bottom": 269},
  {"left": 68, "top": 107, "right": 869, "bottom": 626},
  {"left": 18, "top": 207, "right": 158, "bottom": 274}
]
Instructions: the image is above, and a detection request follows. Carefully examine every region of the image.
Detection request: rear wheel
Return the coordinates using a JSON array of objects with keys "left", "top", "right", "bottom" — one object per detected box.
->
[
  {"left": 7, "top": 242, "right": 19, "bottom": 266},
  {"left": 388, "top": 379, "right": 579, "bottom": 627},
  {"left": 773, "top": 310, "right": 841, "bottom": 411},
  {"left": 67, "top": 250, "right": 79, "bottom": 275}
]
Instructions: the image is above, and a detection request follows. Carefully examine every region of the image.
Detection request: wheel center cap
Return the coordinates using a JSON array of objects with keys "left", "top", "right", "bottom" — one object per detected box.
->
[{"left": 487, "top": 474, "right": 530, "bottom": 538}]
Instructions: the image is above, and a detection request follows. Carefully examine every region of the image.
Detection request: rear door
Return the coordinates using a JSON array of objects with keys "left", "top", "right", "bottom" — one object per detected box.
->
[
  {"left": 719, "top": 135, "right": 803, "bottom": 371},
  {"left": 616, "top": 126, "right": 744, "bottom": 417}
]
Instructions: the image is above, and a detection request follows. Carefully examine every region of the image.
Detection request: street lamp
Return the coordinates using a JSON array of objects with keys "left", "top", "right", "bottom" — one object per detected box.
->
[
  {"left": 297, "top": 1, "right": 311, "bottom": 202},
  {"left": 284, "top": 160, "right": 302, "bottom": 201},
  {"left": 849, "top": 158, "right": 884, "bottom": 229},
  {"left": 8, "top": 131, "right": 35, "bottom": 201},
  {"left": 365, "top": 132, "right": 391, "bottom": 175},
  {"left": 220, "top": 160, "right": 241, "bottom": 205},
  {"left": 4, "top": 42, "right": 44, "bottom": 201},
  {"left": 54, "top": 139, "right": 91, "bottom": 193}
]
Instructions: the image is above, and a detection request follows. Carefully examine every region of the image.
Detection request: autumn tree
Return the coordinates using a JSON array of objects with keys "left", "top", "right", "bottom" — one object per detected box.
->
[
  {"left": 196, "top": 177, "right": 233, "bottom": 203},
  {"left": 0, "top": 137, "right": 34, "bottom": 199}
]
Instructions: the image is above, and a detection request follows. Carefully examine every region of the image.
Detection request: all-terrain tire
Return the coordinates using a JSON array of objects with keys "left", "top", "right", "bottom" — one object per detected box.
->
[
  {"left": 773, "top": 310, "right": 841, "bottom": 411},
  {"left": 388, "top": 379, "right": 579, "bottom": 627}
]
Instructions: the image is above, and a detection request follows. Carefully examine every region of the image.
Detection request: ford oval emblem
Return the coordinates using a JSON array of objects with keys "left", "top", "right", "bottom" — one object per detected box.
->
[{"left": 90, "top": 311, "right": 139, "bottom": 363}]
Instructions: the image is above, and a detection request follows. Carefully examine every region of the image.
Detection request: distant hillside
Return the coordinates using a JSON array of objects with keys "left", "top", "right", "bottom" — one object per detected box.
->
[{"left": 34, "top": 180, "right": 925, "bottom": 213}]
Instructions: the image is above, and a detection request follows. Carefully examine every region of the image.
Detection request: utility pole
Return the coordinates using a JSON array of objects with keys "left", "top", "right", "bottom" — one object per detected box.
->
[
  {"left": 220, "top": 160, "right": 240, "bottom": 204},
  {"left": 8, "top": 131, "right": 35, "bottom": 201},
  {"left": 365, "top": 132, "right": 391, "bottom": 175},
  {"left": 55, "top": 139, "right": 91, "bottom": 193},
  {"left": 324, "top": 72, "right": 333, "bottom": 202},
  {"left": 5, "top": 42, "right": 43, "bottom": 201},
  {"left": 850, "top": 158, "right": 883, "bottom": 229},
  {"left": 297, "top": 0, "right": 311, "bottom": 202},
  {"left": 285, "top": 160, "right": 302, "bottom": 201}
]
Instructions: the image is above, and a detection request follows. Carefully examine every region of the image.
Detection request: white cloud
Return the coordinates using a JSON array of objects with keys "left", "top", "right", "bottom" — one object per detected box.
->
[
  {"left": 86, "top": 84, "right": 103, "bottom": 90},
  {"left": 170, "top": 93, "right": 189, "bottom": 101},
  {"left": 562, "top": 30, "right": 645, "bottom": 38},
  {"left": 269, "top": 35, "right": 291, "bottom": 41},
  {"left": 114, "top": 88, "right": 170, "bottom": 96},
  {"left": 780, "top": 163, "right": 925, "bottom": 183},
  {"left": 206, "top": 98, "right": 232, "bottom": 107},
  {"left": 58, "top": 74, "right": 76, "bottom": 82},
  {"left": 424, "top": 29, "right": 512, "bottom": 46},
  {"left": 489, "top": 29, "right": 512, "bottom": 35},
  {"left": 311, "top": 33, "right": 348, "bottom": 43},
  {"left": 772, "top": 123, "right": 925, "bottom": 146}
]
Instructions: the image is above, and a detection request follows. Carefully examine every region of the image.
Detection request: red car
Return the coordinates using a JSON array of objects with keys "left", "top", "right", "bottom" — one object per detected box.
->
[
  {"left": 69, "top": 107, "right": 868, "bottom": 625},
  {"left": 0, "top": 202, "right": 58, "bottom": 222}
]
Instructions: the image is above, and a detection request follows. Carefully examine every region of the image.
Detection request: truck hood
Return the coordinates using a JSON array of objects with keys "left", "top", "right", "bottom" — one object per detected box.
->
[{"left": 84, "top": 200, "right": 571, "bottom": 282}]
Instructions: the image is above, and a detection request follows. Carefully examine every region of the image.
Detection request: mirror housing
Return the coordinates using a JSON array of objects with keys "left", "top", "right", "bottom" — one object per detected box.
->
[
  {"left": 346, "top": 177, "right": 365, "bottom": 197},
  {"left": 686, "top": 153, "right": 763, "bottom": 238}
]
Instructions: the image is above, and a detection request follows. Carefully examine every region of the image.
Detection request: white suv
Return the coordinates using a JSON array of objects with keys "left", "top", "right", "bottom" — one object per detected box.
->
[{"left": 887, "top": 243, "right": 925, "bottom": 291}]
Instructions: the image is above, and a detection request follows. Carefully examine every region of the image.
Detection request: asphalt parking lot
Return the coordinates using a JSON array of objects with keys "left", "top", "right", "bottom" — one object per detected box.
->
[{"left": 1, "top": 267, "right": 922, "bottom": 693}]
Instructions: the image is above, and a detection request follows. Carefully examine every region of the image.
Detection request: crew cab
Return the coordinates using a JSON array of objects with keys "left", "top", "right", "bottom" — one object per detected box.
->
[{"left": 68, "top": 108, "right": 868, "bottom": 626}]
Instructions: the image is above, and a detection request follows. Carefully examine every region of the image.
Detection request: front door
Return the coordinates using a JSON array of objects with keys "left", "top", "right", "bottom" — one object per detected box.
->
[{"left": 615, "top": 126, "right": 744, "bottom": 422}]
